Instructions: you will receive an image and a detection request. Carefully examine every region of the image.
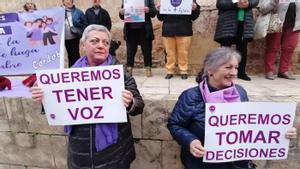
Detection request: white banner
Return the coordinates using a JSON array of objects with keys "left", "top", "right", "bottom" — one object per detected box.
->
[
  {"left": 160, "top": 0, "right": 193, "bottom": 15},
  {"left": 36, "top": 65, "right": 127, "bottom": 125},
  {"left": 204, "top": 102, "right": 296, "bottom": 163},
  {"left": 124, "top": 0, "right": 145, "bottom": 23},
  {"left": 0, "top": 7, "right": 64, "bottom": 76}
]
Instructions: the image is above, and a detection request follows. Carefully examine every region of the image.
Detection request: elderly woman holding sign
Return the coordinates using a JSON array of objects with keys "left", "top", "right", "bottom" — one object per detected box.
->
[
  {"left": 31, "top": 25, "right": 144, "bottom": 169},
  {"left": 167, "top": 47, "right": 297, "bottom": 169}
]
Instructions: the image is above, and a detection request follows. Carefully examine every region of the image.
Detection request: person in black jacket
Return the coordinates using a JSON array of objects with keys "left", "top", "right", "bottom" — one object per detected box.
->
[
  {"left": 214, "top": 0, "right": 259, "bottom": 81},
  {"left": 31, "top": 25, "right": 144, "bottom": 169},
  {"left": 167, "top": 47, "right": 297, "bottom": 169},
  {"left": 85, "top": 0, "right": 112, "bottom": 31},
  {"left": 157, "top": 0, "right": 200, "bottom": 80},
  {"left": 119, "top": 0, "right": 157, "bottom": 77}
]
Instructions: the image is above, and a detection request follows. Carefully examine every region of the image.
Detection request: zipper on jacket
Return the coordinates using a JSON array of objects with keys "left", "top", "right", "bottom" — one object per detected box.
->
[{"left": 90, "top": 125, "right": 94, "bottom": 169}]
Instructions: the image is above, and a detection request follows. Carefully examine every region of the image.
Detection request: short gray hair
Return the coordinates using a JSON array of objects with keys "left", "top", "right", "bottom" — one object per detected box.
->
[
  {"left": 80, "top": 24, "right": 111, "bottom": 44},
  {"left": 196, "top": 47, "right": 241, "bottom": 83}
]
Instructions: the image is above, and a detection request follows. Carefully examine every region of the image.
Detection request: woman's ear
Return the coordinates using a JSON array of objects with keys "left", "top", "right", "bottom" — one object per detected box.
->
[
  {"left": 207, "top": 71, "right": 213, "bottom": 77},
  {"left": 79, "top": 41, "right": 85, "bottom": 52}
]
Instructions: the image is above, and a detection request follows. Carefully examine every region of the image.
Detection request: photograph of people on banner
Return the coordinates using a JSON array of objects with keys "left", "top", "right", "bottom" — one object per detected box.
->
[
  {"left": 0, "top": 7, "right": 64, "bottom": 76},
  {"left": 159, "top": 0, "right": 193, "bottom": 15},
  {"left": 36, "top": 65, "right": 127, "bottom": 126},
  {"left": 124, "top": 0, "right": 145, "bottom": 23},
  {"left": 204, "top": 102, "right": 296, "bottom": 163}
]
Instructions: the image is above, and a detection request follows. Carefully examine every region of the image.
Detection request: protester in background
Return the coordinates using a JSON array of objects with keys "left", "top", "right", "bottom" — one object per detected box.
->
[
  {"left": 63, "top": 0, "right": 87, "bottom": 67},
  {"left": 31, "top": 25, "right": 144, "bottom": 169},
  {"left": 214, "top": 0, "right": 259, "bottom": 81},
  {"left": 257, "top": 0, "right": 300, "bottom": 80},
  {"left": 119, "top": 0, "right": 157, "bottom": 77},
  {"left": 167, "top": 47, "right": 297, "bottom": 169},
  {"left": 85, "top": 0, "right": 112, "bottom": 30},
  {"left": 23, "top": 1, "right": 37, "bottom": 12},
  {"left": 157, "top": 0, "right": 200, "bottom": 80}
]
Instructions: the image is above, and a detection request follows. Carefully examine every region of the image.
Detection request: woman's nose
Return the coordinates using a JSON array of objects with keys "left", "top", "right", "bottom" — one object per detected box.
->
[{"left": 230, "top": 68, "right": 238, "bottom": 75}]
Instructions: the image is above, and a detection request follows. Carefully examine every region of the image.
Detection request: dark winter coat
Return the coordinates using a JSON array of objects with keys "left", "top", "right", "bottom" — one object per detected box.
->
[
  {"left": 168, "top": 84, "right": 254, "bottom": 169},
  {"left": 85, "top": 6, "right": 112, "bottom": 31},
  {"left": 214, "top": 0, "right": 259, "bottom": 44},
  {"left": 68, "top": 57, "right": 144, "bottom": 169},
  {"left": 157, "top": 1, "right": 200, "bottom": 37},
  {"left": 119, "top": 0, "right": 157, "bottom": 40}
]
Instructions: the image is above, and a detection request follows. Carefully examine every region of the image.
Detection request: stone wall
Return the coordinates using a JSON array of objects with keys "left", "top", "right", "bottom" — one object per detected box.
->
[
  {"left": 1, "top": 0, "right": 299, "bottom": 74},
  {"left": 0, "top": 95, "right": 299, "bottom": 169}
]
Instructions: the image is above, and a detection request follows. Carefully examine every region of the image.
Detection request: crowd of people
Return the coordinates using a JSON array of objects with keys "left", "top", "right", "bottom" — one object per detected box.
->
[
  {"left": 19, "top": 0, "right": 300, "bottom": 169},
  {"left": 22, "top": 0, "right": 299, "bottom": 81}
]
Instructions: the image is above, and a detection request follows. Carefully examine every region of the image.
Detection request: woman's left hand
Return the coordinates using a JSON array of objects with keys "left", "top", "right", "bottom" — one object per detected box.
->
[
  {"left": 122, "top": 90, "right": 133, "bottom": 108},
  {"left": 144, "top": 7, "right": 149, "bottom": 13},
  {"left": 285, "top": 127, "right": 297, "bottom": 139},
  {"left": 237, "top": 0, "right": 249, "bottom": 8},
  {"left": 192, "top": 2, "right": 197, "bottom": 10}
]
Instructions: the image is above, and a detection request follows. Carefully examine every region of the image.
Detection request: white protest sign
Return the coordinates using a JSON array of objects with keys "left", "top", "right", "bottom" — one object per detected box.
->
[
  {"left": 36, "top": 65, "right": 127, "bottom": 125},
  {"left": 204, "top": 102, "right": 296, "bottom": 163},
  {"left": 124, "top": 0, "right": 145, "bottom": 23},
  {"left": 279, "top": 0, "right": 300, "bottom": 3},
  {"left": 160, "top": 0, "right": 193, "bottom": 15}
]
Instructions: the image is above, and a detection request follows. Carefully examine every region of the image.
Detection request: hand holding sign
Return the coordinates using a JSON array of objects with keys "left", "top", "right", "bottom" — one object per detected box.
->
[
  {"left": 192, "top": 2, "right": 197, "bottom": 10},
  {"left": 144, "top": 6, "right": 149, "bottom": 13},
  {"left": 238, "top": 0, "right": 249, "bottom": 8},
  {"left": 285, "top": 127, "right": 297, "bottom": 139},
  {"left": 122, "top": 90, "right": 133, "bottom": 108},
  {"left": 31, "top": 85, "right": 43, "bottom": 103},
  {"left": 190, "top": 139, "right": 205, "bottom": 158}
]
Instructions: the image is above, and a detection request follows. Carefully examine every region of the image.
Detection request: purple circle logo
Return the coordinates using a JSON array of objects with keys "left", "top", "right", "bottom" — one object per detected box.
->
[
  {"left": 170, "top": 0, "right": 182, "bottom": 7},
  {"left": 209, "top": 106, "right": 216, "bottom": 113},
  {"left": 50, "top": 114, "right": 56, "bottom": 120}
]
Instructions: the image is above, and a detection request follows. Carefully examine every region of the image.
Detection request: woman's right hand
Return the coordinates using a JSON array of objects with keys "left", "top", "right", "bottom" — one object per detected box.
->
[
  {"left": 156, "top": 3, "right": 160, "bottom": 11},
  {"left": 31, "top": 85, "right": 44, "bottom": 103},
  {"left": 190, "top": 139, "right": 205, "bottom": 158},
  {"left": 119, "top": 8, "right": 125, "bottom": 15},
  {"left": 237, "top": 0, "right": 249, "bottom": 8}
]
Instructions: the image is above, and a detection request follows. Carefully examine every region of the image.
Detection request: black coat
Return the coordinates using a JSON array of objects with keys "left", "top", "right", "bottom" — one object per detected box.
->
[
  {"left": 119, "top": 0, "right": 157, "bottom": 40},
  {"left": 68, "top": 57, "right": 144, "bottom": 169},
  {"left": 157, "top": 1, "right": 200, "bottom": 37},
  {"left": 214, "top": 0, "right": 259, "bottom": 44},
  {"left": 85, "top": 6, "right": 112, "bottom": 31}
]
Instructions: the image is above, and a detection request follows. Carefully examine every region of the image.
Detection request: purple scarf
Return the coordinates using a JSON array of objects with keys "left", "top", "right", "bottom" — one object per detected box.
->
[
  {"left": 199, "top": 78, "right": 240, "bottom": 103},
  {"left": 65, "top": 55, "right": 118, "bottom": 151}
]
